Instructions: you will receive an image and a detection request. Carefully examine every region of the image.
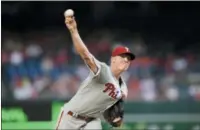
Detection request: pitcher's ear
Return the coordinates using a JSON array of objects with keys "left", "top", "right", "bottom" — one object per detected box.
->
[{"left": 111, "top": 57, "right": 115, "bottom": 63}]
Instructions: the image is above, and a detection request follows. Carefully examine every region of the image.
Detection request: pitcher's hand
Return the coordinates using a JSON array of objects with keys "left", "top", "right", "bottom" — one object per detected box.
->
[{"left": 64, "top": 16, "right": 77, "bottom": 33}]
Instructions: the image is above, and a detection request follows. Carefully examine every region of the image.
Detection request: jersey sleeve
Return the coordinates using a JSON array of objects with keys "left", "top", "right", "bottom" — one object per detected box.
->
[{"left": 84, "top": 54, "right": 103, "bottom": 78}]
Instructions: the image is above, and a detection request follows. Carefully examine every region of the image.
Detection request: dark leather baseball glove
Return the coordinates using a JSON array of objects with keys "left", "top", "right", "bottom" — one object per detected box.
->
[{"left": 103, "top": 99, "right": 124, "bottom": 127}]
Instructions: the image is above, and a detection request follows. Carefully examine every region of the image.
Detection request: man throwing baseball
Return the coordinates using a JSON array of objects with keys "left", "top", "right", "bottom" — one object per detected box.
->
[{"left": 55, "top": 9, "right": 135, "bottom": 130}]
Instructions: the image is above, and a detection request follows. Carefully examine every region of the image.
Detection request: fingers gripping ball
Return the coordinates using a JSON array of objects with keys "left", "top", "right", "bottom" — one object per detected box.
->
[
  {"left": 103, "top": 99, "right": 124, "bottom": 127},
  {"left": 64, "top": 9, "right": 77, "bottom": 32}
]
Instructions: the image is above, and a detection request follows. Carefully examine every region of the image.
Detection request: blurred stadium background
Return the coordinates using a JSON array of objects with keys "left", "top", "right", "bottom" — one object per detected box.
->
[{"left": 1, "top": 1, "right": 200, "bottom": 130}]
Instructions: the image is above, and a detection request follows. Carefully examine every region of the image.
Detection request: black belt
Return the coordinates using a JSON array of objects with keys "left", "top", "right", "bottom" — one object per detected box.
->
[{"left": 67, "top": 111, "right": 95, "bottom": 122}]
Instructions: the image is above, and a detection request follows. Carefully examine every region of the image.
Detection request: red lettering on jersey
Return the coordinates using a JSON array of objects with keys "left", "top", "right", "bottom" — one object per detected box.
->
[
  {"left": 113, "top": 91, "right": 118, "bottom": 99},
  {"left": 103, "top": 83, "right": 118, "bottom": 99},
  {"left": 109, "top": 91, "right": 115, "bottom": 97},
  {"left": 103, "top": 83, "right": 115, "bottom": 93}
]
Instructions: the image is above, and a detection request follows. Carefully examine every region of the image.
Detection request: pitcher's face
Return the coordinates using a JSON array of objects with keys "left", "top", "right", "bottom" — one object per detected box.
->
[{"left": 112, "top": 54, "right": 131, "bottom": 72}]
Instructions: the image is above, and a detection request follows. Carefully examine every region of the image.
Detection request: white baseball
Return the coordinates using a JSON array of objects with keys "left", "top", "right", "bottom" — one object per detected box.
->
[{"left": 64, "top": 9, "right": 74, "bottom": 17}]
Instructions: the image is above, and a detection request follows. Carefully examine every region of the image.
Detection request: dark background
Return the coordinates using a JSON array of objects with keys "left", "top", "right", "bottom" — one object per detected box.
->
[{"left": 2, "top": 1, "right": 200, "bottom": 53}]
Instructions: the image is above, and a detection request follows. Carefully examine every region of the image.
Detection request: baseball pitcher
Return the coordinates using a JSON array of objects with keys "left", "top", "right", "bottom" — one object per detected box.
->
[{"left": 55, "top": 10, "right": 135, "bottom": 130}]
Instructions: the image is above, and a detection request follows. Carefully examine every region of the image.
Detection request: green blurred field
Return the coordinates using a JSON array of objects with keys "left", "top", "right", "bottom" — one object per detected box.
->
[{"left": 2, "top": 101, "right": 200, "bottom": 130}]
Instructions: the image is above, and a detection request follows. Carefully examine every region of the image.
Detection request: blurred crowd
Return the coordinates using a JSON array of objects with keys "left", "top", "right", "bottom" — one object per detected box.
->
[{"left": 2, "top": 29, "right": 200, "bottom": 102}]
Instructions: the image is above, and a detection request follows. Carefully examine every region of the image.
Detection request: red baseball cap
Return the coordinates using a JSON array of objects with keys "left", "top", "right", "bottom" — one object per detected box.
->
[{"left": 112, "top": 46, "right": 135, "bottom": 60}]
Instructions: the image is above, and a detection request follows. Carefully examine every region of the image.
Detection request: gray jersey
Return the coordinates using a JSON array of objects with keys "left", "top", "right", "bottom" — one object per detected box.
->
[{"left": 64, "top": 56, "right": 128, "bottom": 118}]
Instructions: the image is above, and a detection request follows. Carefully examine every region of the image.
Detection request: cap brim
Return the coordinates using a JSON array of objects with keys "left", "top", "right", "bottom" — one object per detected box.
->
[{"left": 123, "top": 52, "right": 136, "bottom": 60}]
